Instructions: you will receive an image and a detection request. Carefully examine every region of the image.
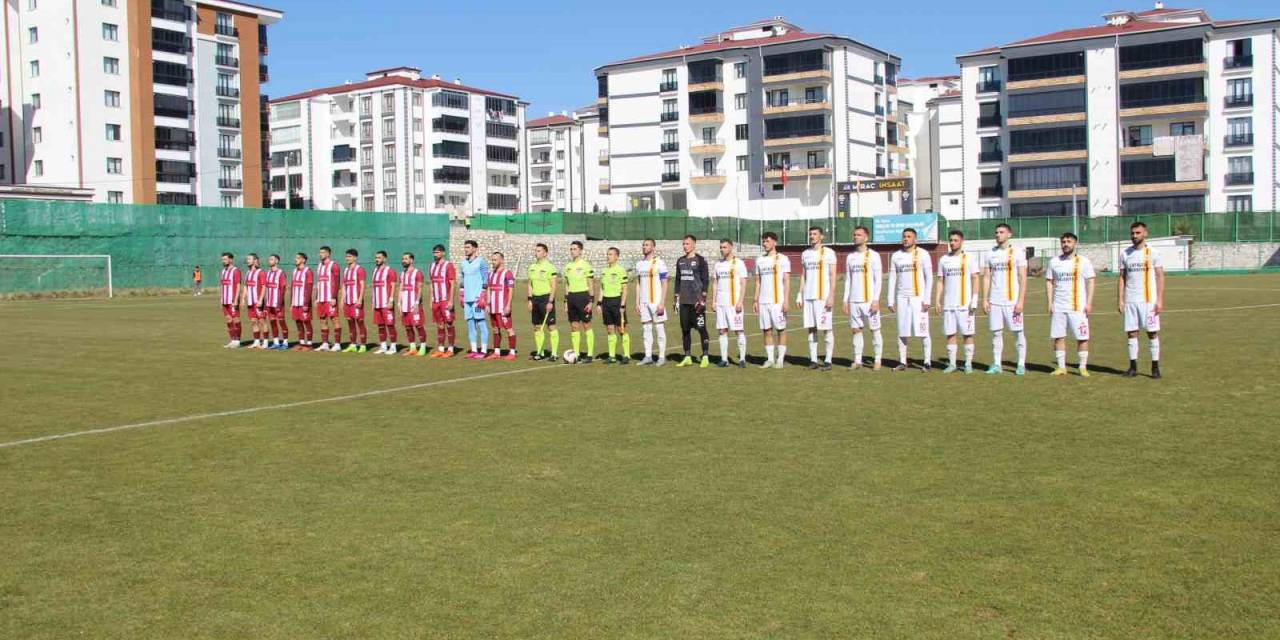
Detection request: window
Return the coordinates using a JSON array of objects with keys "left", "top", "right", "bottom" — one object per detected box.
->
[
  {"left": 1007, "top": 89, "right": 1085, "bottom": 117},
  {"left": 735, "top": 124, "right": 748, "bottom": 141},
  {"left": 1121, "top": 158, "right": 1176, "bottom": 184},
  {"left": 105, "top": 124, "right": 121, "bottom": 141},
  {"left": 433, "top": 91, "right": 469, "bottom": 109},
  {"left": 385, "top": 195, "right": 397, "bottom": 211},
  {"left": 486, "top": 122, "right": 517, "bottom": 139},
  {"left": 1007, "top": 52, "right": 1084, "bottom": 82},
  {"left": 734, "top": 62, "right": 746, "bottom": 79},
  {"left": 1226, "top": 78, "right": 1252, "bottom": 105},
  {"left": 29, "top": 61, "right": 39, "bottom": 78},
  {"left": 1227, "top": 156, "right": 1252, "bottom": 177},
  {"left": 412, "top": 93, "right": 422, "bottom": 107},
  {"left": 1010, "top": 126, "right": 1085, "bottom": 154},
  {"left": 382, "top": 92, "right": 395, "bottom": 114},
  {"left": 1120, "top": 78, "right": 1203, "bottom": 108},
  {"left": 806, "top": 150, "right": 824, "bottom": 169},
  {"left": 735, "top": 93, "right": 747, "bottom": 110},
  {"left": 221, "top": 195, "right": 237, "bottom": 208},
  {"left": 1169, "top": 122, "right": 1195, "bottom": 136},
  {"left": 555, "top": 130, "right": 564, "bottom": 141},
  {"left": 382, "top": 118, "right": 395, "bottom": 138},
  {"left": 31, "top": 94, "right": 40, "bottom": 110},
  {"left": 766, "top": 152, "right": 791, "bottom": 169},
  {"left": 1226, "top": 38, "right": 1252, "bottom": 67},
  {"left": 415, "top": 169, "right": 424, "bottom": 184},
  {"left": 763, "top": 114, "right": 825, "bottom": 139},
  {"left": 661, "top": 68, "right": 677, "bottom": 90},
  {"left": 414, "top": 195, "right": 424, "bottom": 209},
  {"left": 103, "top": 90, "right": 121, "bottom": 108},
  {"left": 27, "top": 0, "right": 35, "bottom": 8},
  {"left": 556, "top": 150, "right": 565, "bottom": 160},
  {"left": 488, "top": 193, "right": 519, "bottom": 210},
  {"left": 662, "top": 98, "right": 677, "bottom": 118},
  {"left": 663, "top": 159, "right": 678, "bottom": 177},
  {"left": 557, "top": 188, "right": 565, "bottom": 200},
  {"left": 557, "top": 169, "right": 565, "bottom": 180},
  {"left": 383, "top": 167, "right": 396, "bottom": 185},
  {"left": 804, "top": 86, "right": 825, "bottom": 104},
  {"left": 363, "top": 196, "right": 374, "bottom": 211},
  {"left": 361, "top": 170, "right": 373, "bottom": 185},
  {"left": 484, "top": 96, "right": 516, "bottom": 117},
  {"left": 1118, "top": 38, "right": 1202, "bottom": 71},
  {"left": 701, "top": 127, "right": 716, "bottom": 144},
  {"left": 1226, "top": 117, "right": 1253, "bottom": 145},
  {"left": 103, "top": 57, "right": 119, "bottom": 74},
  {"left": 1011, "top": 164, "right": 1086, "bottom": 191},
  {"left": 106, "top": 157, "right": 122, "bottom": 174},
  {"left": 28, "top": 27, "right": 37, "bottom": 44},
  {"left": 1228, "top": 195, "right": 1252, "bottom": 212},
  {"left": 102, "top": 0, "right": 117, "bottom": 6},
  {"left": 414, "top": 144, "right": 423, "bottom": 157},
  {"left": 766, "top": 89, "right": 789, "bottom": 108},
  {"left": 107, "top": 191, "right": 123, "bottom": 203},
  {"left": 32, "top": 127, "right": 42, "bottom": 143},
  {"left": 977, "top": 101, "right": 1001, "bottom": 127},
  {"left": 359, "top": 121, "right": 373, "bottom": 140},
  {"left": 736, "top": 155, "right": 748, "bottom": 171},
  {"left": 102, "top": 23, "right": 118, "bottom": 41},
  {"left": 1120, "top": 196, "right": 1200, "bottom": 215},
  {"left": 981, "top": 206, "right": 1002, "bottom": 218},
  {"left": 360, "top": 95, "right": 372, "bottom": 116},
  {"left": 487, "top": 145, "right": 519, "bottom": 163},
  {"left": 1011, "top": 201, "right": 1087, "bottom": 217},
  {"left": 1126, "top": 125, "right": 1152, "bottom": 147},
  {"left": 33, "top": 160, "right": 43, "bottom": 177},
  {"left": 383, "top": 143, "right": 395, "bottom": 163},
  {"left": 977, "top": 66, "right": 1000, "bottom": 92},
  {"left": 979, "top": 171, "right": 1003, "bottom": 197}
]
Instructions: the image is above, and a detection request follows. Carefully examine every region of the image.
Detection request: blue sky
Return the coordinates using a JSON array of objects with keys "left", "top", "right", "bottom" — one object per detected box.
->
[{"left": 264, "top": 0, "right": 1273, "bottom": 115}]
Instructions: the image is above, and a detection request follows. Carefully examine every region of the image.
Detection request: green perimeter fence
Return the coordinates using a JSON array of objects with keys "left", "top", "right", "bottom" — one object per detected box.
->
[
  {"left": 0, "top": 200, "right": 449, "bottom": 294},
  {"left": 474, "top": 210, "right": 1280, "bottom": 244}
]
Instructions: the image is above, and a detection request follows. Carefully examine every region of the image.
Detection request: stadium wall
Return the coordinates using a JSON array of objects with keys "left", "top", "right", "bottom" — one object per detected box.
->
[{"left": 0, "top": 201, "right": 450, "bottom": 294}]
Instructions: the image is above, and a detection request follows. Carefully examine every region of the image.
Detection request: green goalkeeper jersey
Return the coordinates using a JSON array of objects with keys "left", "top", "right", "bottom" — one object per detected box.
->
[
  {"left": 528, "top": 259, "right": 557, "bottom": 296},
  {"left": 600, "top": 264, "right": 628, "bottom": 298}
]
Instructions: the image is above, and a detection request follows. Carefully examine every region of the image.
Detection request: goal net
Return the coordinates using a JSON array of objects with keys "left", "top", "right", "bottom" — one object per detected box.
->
[{"left": 0, "top": 254, "right": 113, "bottom": 299}]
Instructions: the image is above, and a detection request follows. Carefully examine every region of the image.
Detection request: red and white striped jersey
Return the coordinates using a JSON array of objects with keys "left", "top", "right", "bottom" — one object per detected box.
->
[
  {"left": 342, "top": 265, "right": 366, "bottom": 306},
  {"left": 487, "top": 267, "right": 516, "bottom": 314},
  {"left": 220, "top": 266, "right": 241, "bottom": 305},
  {"left": 315, "top": 259, "right": 340, "bottom": 301},
  {"left": 428, "top": 260, "right": 455, "bottom": 304},
  {"left": 399, "top": 266, "right": 424, "bottom": 310},
  {"left": 290, "top": 266, "right": 314, "bottom": 308},
  {"left": 264, "top": 268, "right": 286, "bottom": 307},
  {"left": 243, "top": 267, "right": 266, "bottom": 306},
  {"left": 371, "top": 265, "right": 397, "bottom": 309}
]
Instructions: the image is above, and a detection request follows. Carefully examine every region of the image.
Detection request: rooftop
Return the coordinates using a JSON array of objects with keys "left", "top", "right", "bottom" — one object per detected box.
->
[
  {"left": 527, "top": 114, "right": 574, "bottom": 128},
  {"left": 271, "top": 69, "right": 519, "bottom": 104}
]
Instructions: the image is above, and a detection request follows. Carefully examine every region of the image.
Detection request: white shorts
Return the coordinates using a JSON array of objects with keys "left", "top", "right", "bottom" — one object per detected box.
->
[
  {"left": 895, "top": 296, "right": 930, "bottom": 338},
  {"left": 988, "top": 304, "right": 1025, "bottom": 332},
  {"left": 801, "top": 299, "right": 833, "bottom": 330},
  {"left": 758, "top": 303, "right": 787, "bottom": 331},
  {"left": 943, "top": 308, "right": 976, "bottom": 337},
  {"left": 848, "top": 302, "right": 881, "bottom": 331},
  {"left": 1050, "top": 311, "right": 1090, "bottom": 340},
  {"left": 1124, "top": 302, "right": 1161, "bottom": 333},
  {"left": 638, "top": 302, "right": 667, "bottom": 323},
  {"left": 714, "top": 304, "right": 745, "bottom": 331}
]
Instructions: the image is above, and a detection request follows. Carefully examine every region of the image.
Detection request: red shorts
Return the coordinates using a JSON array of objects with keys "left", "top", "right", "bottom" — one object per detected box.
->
[
  {"left": 344, "top": 304, "right": 364, "bottom": 320},
  {"left": 373, "top": 308, "right": 395, "bottom": 326},
  {"left": 221, "top": 304, "right": 240, "bottom": 319},
  {"left": 431, "top": 301, "right": 454, "bottom": 324},
  {"left": 316, "top": 301, "right": 338, "bottom": 319},
  {"left": 402, "top": 309, "right": 424, "bottom": 326},
  {"left": 489, "top": 312, "right": 513, "bottom": 330},
  {"left": 265, "top": 306, "right": 285, "bottom": 321},
  {"left": 291, "top": 306, "right": 312, "bottom": 322},
  {"left": 247, "top": 306, "right": 268, "bottom": 320}
]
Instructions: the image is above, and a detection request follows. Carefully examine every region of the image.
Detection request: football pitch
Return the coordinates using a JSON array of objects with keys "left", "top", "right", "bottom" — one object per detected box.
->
[{"left": 2, "top": 273, "right": 1279, "bottom": 639}]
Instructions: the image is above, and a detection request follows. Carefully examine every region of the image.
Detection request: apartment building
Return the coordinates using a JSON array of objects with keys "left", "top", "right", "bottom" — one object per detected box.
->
[
  {"left": 525, "top": 113, "right": 581, "bottom": 212},
  {"left": 898, "top": 76, "right": 960, "bottom": 212},
  {"left": 954, "top": 4, "right": 1279, "bottom": 219},
  {"left": 593, "top": 17, "right": 907, "bottom": 219},
  {"left": 267, "top": 67, "right": 524, "bottom": 216},
  {"left": 1, "top": 0, "right": 280, "bottom": 206}
]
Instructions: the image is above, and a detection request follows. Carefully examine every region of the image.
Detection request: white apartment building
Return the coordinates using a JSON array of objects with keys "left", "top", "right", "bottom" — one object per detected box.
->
[
  {"left": 593, "top": 17, "right": 908, "bottom": 219},
  {"left": 954, "top": 5, "right": 1279, "bottom": 219},
  {"left": 523, "top": 105, "right": 612, "bottom": 212},
  {"left": 898, "top": 76, "right": 960, "bottom": 213},
  {"left": 1, "top": 0, "right": 281, "bottom": 206},
  {"left": 268, "top": 67, "right": 525, "bottom": 216},
  {"left": 929, "top": 90, "right": 965, "bottom": 217}
]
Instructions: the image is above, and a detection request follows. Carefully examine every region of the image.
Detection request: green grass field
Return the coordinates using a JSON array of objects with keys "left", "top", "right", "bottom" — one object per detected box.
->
[{"left": 2, "top": 273, "right": 1279, "bottom": 639}]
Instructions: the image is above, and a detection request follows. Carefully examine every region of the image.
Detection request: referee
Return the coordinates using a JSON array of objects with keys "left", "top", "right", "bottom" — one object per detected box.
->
[
  {"left": 674, "top": 234, "right": 711, "bottom": 368},
  {"left": 563, "top": 241, "right": 596, "bottom": 364},
  {"left": 598, "top": 247, "right": 630, "bottom": 364},
  {"left": 527, "top": 243, "right": 559, "bottom": 361}
]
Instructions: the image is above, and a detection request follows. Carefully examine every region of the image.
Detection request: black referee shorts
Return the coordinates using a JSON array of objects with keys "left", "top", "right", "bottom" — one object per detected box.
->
[
  {"left": 600, "top": 296, "right": 624, "bottom": 327},
  {"left": 531, "top": 294, "right": 556, "bottom": 327},
  {"left": 566, "top": 291, "right": 593, "bottom": 323}
]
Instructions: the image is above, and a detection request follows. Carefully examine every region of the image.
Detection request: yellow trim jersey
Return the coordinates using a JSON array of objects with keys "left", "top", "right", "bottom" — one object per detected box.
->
[
  {"left": 937, "top": 251, "right": 979, "bottom": 310},
  {"left": 843, "top": 248, "right": 882, "bottom": 304},
  {"left": 713, "top": 257, "right": 749, "bottom": 307},
  {"left": 800, "top": 247, "right": 837, "bottom": 301},
  {"left": 1047, "top": 254, "right": 1096, "bottom": 312},
  {"left": 1120, "top": 245, "right": 1162, "bottom": 304},
  {"left": 634, "top": 256, "right": 668, "bottom": 305},
  {"left": 888, "top": 247, "right": 933, "bottom": 299},
  {"left": 754, "top": 253, "right": 791, "bottom": 305},
  {"left": 985, "top": 244, "right": 1026, "bottom": 305}
]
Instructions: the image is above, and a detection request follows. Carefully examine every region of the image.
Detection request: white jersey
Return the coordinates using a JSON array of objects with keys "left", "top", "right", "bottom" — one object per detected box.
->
[
  {"left": 754, "top": 253, "right": 791, "bottom": 305},
  {"left": 937, "top": 252, "right": 979, "bottom": 310},
  {"left": 800, "top": 246, "right": 837, "bottom": 301},
  {"left": 985, "top": 244, "right": 1026, "bottom": 305},
  {"left": 634, "top": 256, "right": 668, "bottom": 305},
  {"left": 1120, "top": 245, "right": 1162, "bottom": 304},
  {"left": 888, "top": 247, "right": 933, "bottom": 299},
  {"left": 843, "top": 248, "right": 881, "bottom": 304},
  {"left": 713, "top": 257, "right": 749, "bottom": 307},
  {"left": 1046, "top": 254, "right": 1096, "bottom": 312}
]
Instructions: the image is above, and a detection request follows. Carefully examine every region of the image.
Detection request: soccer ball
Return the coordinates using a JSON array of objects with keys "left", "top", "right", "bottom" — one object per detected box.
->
[{"left": 562, "top": 349, "right": 578, "bottom": 364}]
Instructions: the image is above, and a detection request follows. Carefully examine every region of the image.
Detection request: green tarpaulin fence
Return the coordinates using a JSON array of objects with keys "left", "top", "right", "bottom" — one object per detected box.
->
[{"left": 0, "top": 200, "right": 450, "bottom": 294}]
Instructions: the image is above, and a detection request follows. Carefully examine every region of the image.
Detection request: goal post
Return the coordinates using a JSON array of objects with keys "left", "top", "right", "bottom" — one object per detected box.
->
[{"left": 0, "top": 254, "right": 114, "bottom": 298}]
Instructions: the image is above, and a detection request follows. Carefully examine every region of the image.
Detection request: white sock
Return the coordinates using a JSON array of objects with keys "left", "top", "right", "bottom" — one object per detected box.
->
[
  {"left": 921, "top": 336, "right": 932, "bottom": 366},
  {"left": 719, "top": 334, "right": 729, "bottom": 360},
  {"left": 824, "top": 331, "right": 834, "bottom": 363},
  {"left": 737, "top": 333, "right": 746, "bottom": 362},
  {"left": 964, "top": 343, "right": 974, "bottom": 366},
  {"left": 1127, "top": 337, "right": 1139, "bottom": 361},
  {"left": 1015, "top": 330, "right": 1026, "bottom": 367},
  {"left": 656, "top": 327, "right": 667, "bottom": 356},
  {"left": 992, "top": 330, "right": 1004, "bottom": 366},
  {"left": 853, "top": 332, "right": 865, "bottom": 363},
  {"left": 898, "top": 337, "right": 908, "bottom": 365},
  {"left": 643, "top": 324, "right": 654, "bottom": 357},
  {"left": 872, "top": 329, "right": 883, "bottom": 363},
  {"left": 1078, "top": 351, "right": 1089, "bottom": 369},
  {"left": 777, "top": 345, "right": 787, "bottom": 360},
  {"left": 409, "top": 342, "right": 417, "bottom": 350},
  {"left": 947, "top": 344, "right": 957, "bottom": 367},
  {"left": 1055, "top": 350, "right": 1066, "bottom": 369},
  {"left": 1149, "top": 337, "right": 1160, "bottom": 362},
  {"left": 807, "top": 332, "right": 818, "bottom": 362},
  {"left": 765, "top": 344, "right": 776, "bottom": 362}
]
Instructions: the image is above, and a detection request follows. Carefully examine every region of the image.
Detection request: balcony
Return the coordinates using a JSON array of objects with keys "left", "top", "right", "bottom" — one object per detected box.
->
[
  {"left": 1119, "top": 94, "right": 1207, "bottom": 117},
  {"left": 661, "top": 172, "right": 680, "bottom": 183},
  {"left": 978, "top": 150, "right": 1003, "bottom": 163},
  {"left": 691, "top": 171, "right": 727, "bottom": 186},
  {"left": 874, "top": 105, "right": 885, "bottom": 116},
  {"left": 361, "top": 182, "right": 375, "bottom": 194},
  {"left": 215, "top": 55, "right": 239, "bottom": 68},
  {"left": 977, "top": 115, "right": 1002, "bottom": 128},
  {"left": 216, "top": 116, "right": 241, "bottom": 128},
  {"left": 599, "top": 150, "right": 610, "bottom": 164},
  {"left": 659, "top": 81, "right": 678, "bottom": 93},
  {"left": 764, "top": 164, "right": 831, "bottom": 179},
  {"left": 215, "top": 24, "right": 238, "bottom": 37},
  {"left": 1226, "top": 172, "right": 1254, "bottom": 186},
  {"left": 332, "top": 146, "right": 355, "bottom": 162},
  {"left": 217, "top": 147, "right": 242, "bottom": 159},
  {"left": 1006, "top": 69, "right": 1086, "bottom": 91},
  {"left": 218, "top": 178, "right": 243, "bottom": 189},
  {"left": 978, "top": 185, "right": 1004, "bottom": 198},
  {"left": 157, "top": 173, "right": 193, "bottom": 184},
  {"left": 1224, "top": 94, "right": 1253, "bottom": 108},
  {"left": 599, "top": 178, "right": 610, "bottom": 192},
  {"left": 216, "top": 85, "right": 240, "bottom": 98},
  {"left": 688, "top": 108, "right": 724, "bottom": 124},
  {"left": 687, "top": 73, "right": 723, "bottom": 92},
  {"left": 1224, "top": 133, "right": 1253, "bottom": 147},
  {"left": 154, "top": 70, "right": 192, "bottom": 87},
  {"left": 530, "top": 155, "right": 552, "bottom": 166},
  {"left": 976, "top": 80, "right": 1002, "bottom": 94},
  {"left": 1117, "top": 55, "right": 1206, "bottom": 80},
  {"left": 332, "top": 171, "right": 357, "bottom": 188},
  {"left": 660, "top": 111, "right": 679, "bottom": 123},
  {"left": 875, "top": 167, "right": 886, "bottom": 177},
  {"left": 1224, "top": 56, "right": 1253, "bottom": 69},
  {"left": 660, "top": 141, "right": 679, "bottom": 153},
  {"left": 1009, "top": 185, "right": 1088, "bottom": 199},
  {"left": 763, "top": 63, "right": 832, "bottom": 84},
  {"left": 259, "top": 65, "right": 269, "bottom": 83},
  {"left": 875, "top": 136, "right": 885, "bottom": 146},
  {"left": 873, "top": 74, "right": 884, "bottom": 85},
  {"left": 762, "top": 130, "right": 832, "bottom": 148},
  {"left": 598, "top": 125, "right": 609, "bottom": 136},
  {"left": 762, "top": 99, "right": 831, "bottom": 116},
  {"left": 690, "top": 139, "right": 724, "bottom": 154}
]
